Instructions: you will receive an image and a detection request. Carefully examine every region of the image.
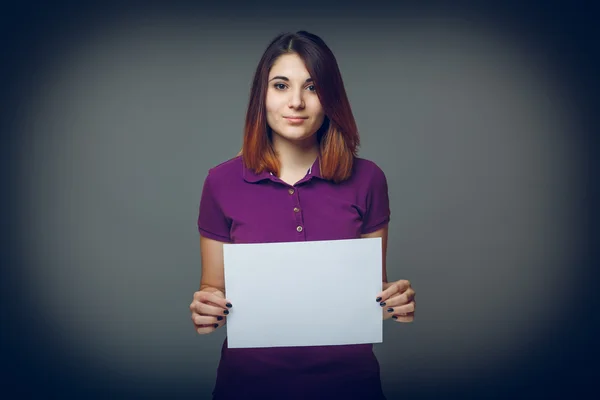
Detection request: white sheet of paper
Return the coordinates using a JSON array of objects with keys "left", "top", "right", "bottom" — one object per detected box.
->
[{"left": 223, "top": 238, "right": 383, "bottom": 349}]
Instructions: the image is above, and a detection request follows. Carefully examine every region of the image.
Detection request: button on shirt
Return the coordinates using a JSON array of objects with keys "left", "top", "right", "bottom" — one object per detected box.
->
[{"left": 197, "top": 155, "right": 390, "bottom": 399}]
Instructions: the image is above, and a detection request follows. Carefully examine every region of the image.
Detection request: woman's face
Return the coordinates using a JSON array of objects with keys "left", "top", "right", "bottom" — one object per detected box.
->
[{"left": 265, "top": 53, "right": 326, "bottom": 145}]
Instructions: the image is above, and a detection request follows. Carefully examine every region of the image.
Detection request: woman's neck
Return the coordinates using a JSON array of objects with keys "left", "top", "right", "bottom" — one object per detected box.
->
[{"left": 272, "top": 134, "right": 319, "bottom": 183}]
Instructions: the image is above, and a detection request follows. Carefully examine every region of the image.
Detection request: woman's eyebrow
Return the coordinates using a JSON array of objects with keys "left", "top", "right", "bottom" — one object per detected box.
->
[{"left": 268, "top": 76, "right": 314, "bottom": 83}]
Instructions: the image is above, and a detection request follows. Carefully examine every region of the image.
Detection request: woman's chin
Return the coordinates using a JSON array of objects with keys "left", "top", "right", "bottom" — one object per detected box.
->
[{"left": 273, "top": 130, "right": 318, "bottom": 144}]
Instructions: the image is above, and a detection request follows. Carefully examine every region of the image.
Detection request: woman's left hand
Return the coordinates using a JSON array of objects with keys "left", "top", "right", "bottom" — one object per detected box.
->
[{"left": 376, "top": 280, "right": 415, "bottom": 322}]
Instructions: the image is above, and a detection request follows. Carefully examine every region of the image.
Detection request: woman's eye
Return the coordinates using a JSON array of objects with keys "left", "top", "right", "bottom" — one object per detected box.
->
[
  {"left": 274, "top": 83, "right": 287, "bottom": 90},
  {"left": 307, "top": 85, "right": 316, "bottom": 92}
]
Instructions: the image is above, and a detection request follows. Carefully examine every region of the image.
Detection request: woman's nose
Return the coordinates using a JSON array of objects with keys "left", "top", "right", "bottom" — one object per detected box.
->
[{"left": 288, "top": 90, "right": 305, "bottom": 109}]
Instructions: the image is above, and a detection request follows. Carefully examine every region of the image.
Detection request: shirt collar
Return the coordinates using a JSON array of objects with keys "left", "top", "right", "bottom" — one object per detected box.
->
[{"left": 243, "top": 157, "right": 322, "bottom": 183}]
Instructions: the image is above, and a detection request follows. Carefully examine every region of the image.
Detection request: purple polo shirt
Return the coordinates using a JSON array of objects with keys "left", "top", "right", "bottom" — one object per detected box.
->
[{"left": 197, "top": 155, "right": 390, "bottom": 399}]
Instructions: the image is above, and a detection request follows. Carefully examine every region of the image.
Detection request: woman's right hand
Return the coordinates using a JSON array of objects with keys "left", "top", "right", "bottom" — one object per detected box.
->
[{"left": 189, "top": 288, "right": 233, "bottom": 334}]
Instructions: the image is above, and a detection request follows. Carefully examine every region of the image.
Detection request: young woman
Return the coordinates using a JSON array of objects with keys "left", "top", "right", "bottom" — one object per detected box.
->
[{"left": 189, "top": 31, "right": 416, "bottom": 399}]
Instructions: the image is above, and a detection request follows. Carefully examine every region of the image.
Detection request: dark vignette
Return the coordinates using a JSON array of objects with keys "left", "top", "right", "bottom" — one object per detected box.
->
[{"left": 1, "top": 1, "right": 597, "bottom": 399}]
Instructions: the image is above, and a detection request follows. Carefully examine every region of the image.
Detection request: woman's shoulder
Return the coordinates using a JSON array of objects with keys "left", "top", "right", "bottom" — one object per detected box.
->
[
  {"left": 205, "top": 155, "right": 244, "bottom": 179},
  {"left": 352, "top": 157, "right": 387, "bottom": 179}
]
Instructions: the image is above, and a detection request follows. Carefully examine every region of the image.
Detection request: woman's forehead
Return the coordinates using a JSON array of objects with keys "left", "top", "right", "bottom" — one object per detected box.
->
[{"left": 269, "top": 54, "right": 311, "bottom": 80}]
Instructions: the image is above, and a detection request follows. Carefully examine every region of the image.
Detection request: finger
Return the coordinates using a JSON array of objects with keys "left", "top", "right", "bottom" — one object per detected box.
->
[
  {"left": 392, "top": 312, "right": 414, "bottom": 323},
  {"left": 378, "top": 293, "right": 399, "bottom": 308},
  {"left": 382, "top": 309, "right": 395, "bottom": 321},
  {"left": 194, "top": 291, "right": 233, "bottom": 309},
  {"left": 196, "top": 316, "right": 227, "bottom": 334},
  {"left": 194, "top": 291, "right": 233, "bottom": 310},
  {"left": 191, "top": 313, "right": 225, "bottom": 326},
  {"left": 376, "top": 280, "right": 411, "bottom": 303},
  {"left": 196, "top": 324, "right": 219, "bottom": 334},
  {"left": 191, "top": 300, "right": 228, "bottom": 316},
  {"left": 384, "top": 301, "right": 415, "bottom": 315},
  {"left": 194, "top": 301, "right": 231, "bottom": 316},
  {"left": 382, "top": 289, "right": 415, "bottom": 308},
  {"left": 376, "top": 286, "right": 399, "bottom": 304}
]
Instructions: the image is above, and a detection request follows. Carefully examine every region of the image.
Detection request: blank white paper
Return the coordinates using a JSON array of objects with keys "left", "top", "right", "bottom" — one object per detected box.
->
[{"left": 223, "top": 238, "right": 383, "bottom": 349}]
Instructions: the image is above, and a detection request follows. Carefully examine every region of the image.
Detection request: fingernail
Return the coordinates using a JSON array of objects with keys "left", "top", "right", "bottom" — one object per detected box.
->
[
  {"left": 376, "top": 297, "right": 382, "bottom": 302},
  {"left": 217, "top": 316, "right": 223, "bottom": 321},
  {"left": 387, "top": 308, "right": 394, "bottom": 313},
  {"left": 392, "top": 315, "right": 398, "bottom": 320},
  {"left": 226, "top": 303, "right": 233, "bottom": 308},
  {"left": 379, "top": 302, "right": 386, "bottom": 307},
  {"left": 223, "top": 310, "right": 229, "bottom": 315},
  {"left": 213, "top": 323, "right": 218, "bottom": 328}
]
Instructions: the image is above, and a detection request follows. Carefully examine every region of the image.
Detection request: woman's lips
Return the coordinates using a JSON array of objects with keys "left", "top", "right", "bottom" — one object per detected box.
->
[{"left": 284, "top": 116, "right": 307, "bottom": 124}]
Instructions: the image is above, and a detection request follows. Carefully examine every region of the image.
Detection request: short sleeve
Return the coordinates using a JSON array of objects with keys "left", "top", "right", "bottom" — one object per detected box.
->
[
  {"left": 197, "top": 172, "right": 232, "bottom": 242},
  {"left": 361, "top": 165, "right": 391, "bottom": 234}
]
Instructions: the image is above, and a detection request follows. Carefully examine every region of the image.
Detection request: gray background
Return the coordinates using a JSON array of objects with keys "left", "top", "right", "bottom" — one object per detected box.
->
[{"left": 4, "top": 4, "right": 594, "bottom": 399}]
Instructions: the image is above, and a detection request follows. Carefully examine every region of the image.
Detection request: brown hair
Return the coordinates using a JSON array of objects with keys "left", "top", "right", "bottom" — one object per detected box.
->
[{"left": 241, "top": 31, "right": 360, "bottom": 183}]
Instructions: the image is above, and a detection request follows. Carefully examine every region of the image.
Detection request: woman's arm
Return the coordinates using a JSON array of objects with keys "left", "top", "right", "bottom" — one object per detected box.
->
[
  {"left": 199, "top": 235, "right": 227, "bottom": 293},
  {"left": 189, "top": 235, "right": 231, "bottom": 334},
  {"left": 364, "top": 226, "right": 415, "bottom": 322}
]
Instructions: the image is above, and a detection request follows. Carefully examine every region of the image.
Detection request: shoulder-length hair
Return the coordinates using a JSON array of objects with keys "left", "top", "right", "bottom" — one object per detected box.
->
[{"left": 241, "top": 31, "right": 359, "bottom": 183}]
